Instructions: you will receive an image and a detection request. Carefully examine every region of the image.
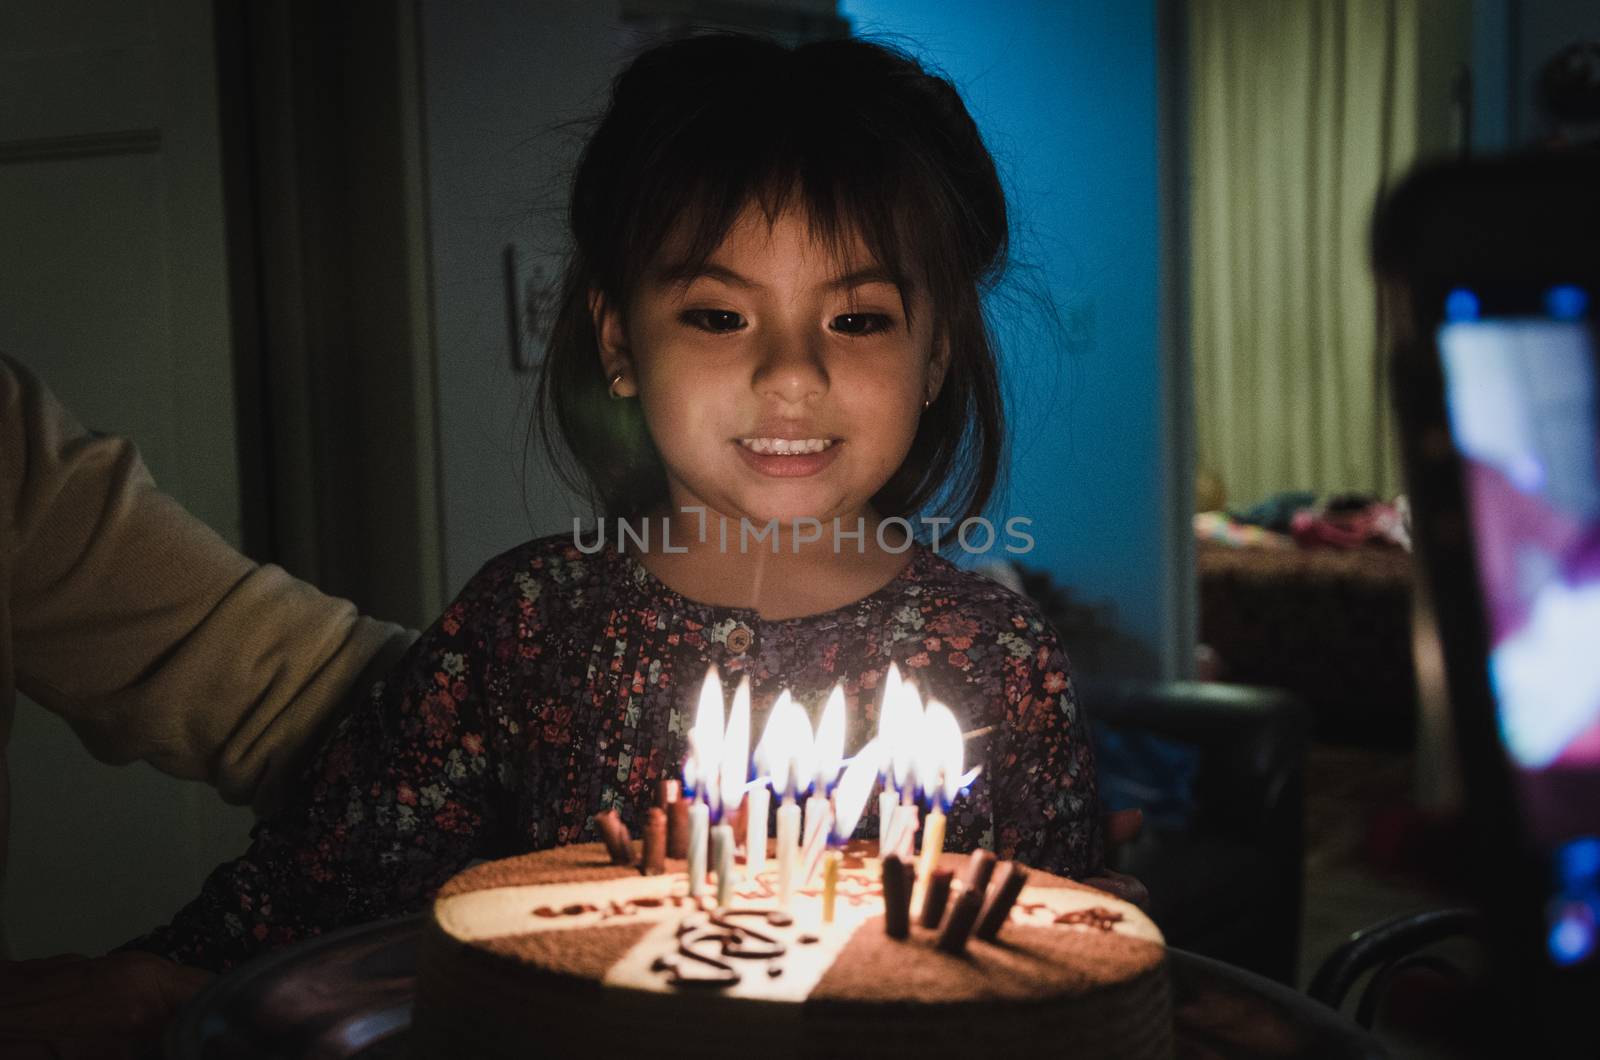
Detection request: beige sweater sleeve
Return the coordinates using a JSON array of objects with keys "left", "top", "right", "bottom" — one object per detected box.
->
[{"left": 0, "top": 353, "right": 416, "bottom": 814}]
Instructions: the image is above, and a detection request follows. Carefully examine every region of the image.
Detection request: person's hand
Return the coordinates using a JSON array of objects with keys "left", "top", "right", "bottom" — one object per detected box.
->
[
  {"left": 0, "top": 951, "right": 213, "bottom": 1059},
  {"left": 1080, "top": 807, "right": 1151, "bottom": 910}
]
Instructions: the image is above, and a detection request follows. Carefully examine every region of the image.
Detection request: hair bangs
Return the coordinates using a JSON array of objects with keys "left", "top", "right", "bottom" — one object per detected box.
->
[{"left": 609, "top": 110, "right": 939, "bottom": 332}]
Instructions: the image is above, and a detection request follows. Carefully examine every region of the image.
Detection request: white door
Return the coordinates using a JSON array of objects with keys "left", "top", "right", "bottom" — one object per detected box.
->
[{"left": 0, "top": 0, "right": 252, "bottom": 957}]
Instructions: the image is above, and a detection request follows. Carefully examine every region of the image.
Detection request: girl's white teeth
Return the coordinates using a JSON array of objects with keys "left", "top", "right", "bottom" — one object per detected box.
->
[{"left": 740, "top": 438, "right": 835, "bottom": 455}]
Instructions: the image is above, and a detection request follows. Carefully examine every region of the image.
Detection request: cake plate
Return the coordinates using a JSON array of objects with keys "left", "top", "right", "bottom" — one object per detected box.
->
[{"left": 165, "top": 914, "right": 1390, "bottom": 1060}]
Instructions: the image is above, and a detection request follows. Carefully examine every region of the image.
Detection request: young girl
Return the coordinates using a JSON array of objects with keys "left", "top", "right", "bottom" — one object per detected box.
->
[{"left": 131, "top": 31, "right": 1103, "bottom": 972}]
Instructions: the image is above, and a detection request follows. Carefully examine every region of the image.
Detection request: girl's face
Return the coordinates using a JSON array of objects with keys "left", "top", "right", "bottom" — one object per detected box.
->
[{"left": 597, "top": 205, "right": 947, "bottom": 530}]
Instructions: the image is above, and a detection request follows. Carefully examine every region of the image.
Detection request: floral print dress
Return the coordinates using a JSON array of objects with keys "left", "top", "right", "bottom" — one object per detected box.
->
[{"left": 128, "top": 533, "right": 1101, "bottom": 971}]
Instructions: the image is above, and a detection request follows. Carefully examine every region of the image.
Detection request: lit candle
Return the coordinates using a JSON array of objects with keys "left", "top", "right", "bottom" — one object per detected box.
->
[
  {"left": 770, "top": 691, "right": 808, "bottom": 908},
  {"left": 802, "top": 795, "right": 829, "bottom": 850},
  {"left": 748, "top": 681, "right": 782, "bottom": 880},
  {"left": 715, "top": 675, "right": 750, "bottom": 906},
  {"left": 915, "top": 700, "right": 962, "bottom": 880},
  {"left": 821, "top": 851, "right": 840, "bottom": 922},
  {"left": 776, "top": 799, "right": 802, "bottom": 906},
  {"left": 688, "top": 799, "right": 710, "bottom": 899},
  {"left": 804, "top": 685, "right": 845, "bottom": 848},
  {"left": 889, "top": 801, "right": 919, "bottom": 860},
  {"left": 816, "top": 738, "right": 881, "bottom": 919},
  {"left": 883, "top": 678, "right": 925, "bottom": 858},
  {"left": 876, "top": 664, "right": 904, "bottom": 852},
  {"left": 797, "top": 803, "right": 832, "bottom": 889},
  {"left": 745, "top": 783, "right": 770, "bottom": 877},
  {"left": 685, "top": 667, "right": 725, "bottom": 899},
  {"left": 713, "top": 820, "right": 735, "bottom": 906}
]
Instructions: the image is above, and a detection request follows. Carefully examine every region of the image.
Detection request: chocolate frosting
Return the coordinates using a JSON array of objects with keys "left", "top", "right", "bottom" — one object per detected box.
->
[{"left": 414, "top": 843, "right": 1173, "bottom": 1060}]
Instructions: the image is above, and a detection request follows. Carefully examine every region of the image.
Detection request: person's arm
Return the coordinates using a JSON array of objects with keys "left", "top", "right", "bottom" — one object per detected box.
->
[
  {"left": 122, "top": 581, "right": 510, "bottom": 971},
  {"left": 0, "top": 952, "right": 212, "bottom": 1060},
  {"left": 1, "top": 353, "right": 415, "bottom": 814},
  {"left": 989, "top": 625, "right": 1104, "bottom": 877}
]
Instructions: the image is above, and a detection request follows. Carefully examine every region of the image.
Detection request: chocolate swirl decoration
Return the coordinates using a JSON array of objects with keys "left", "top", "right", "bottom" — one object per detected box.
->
[
  {"left": 651, "top": 909, "right": 796, "bottom": 988},
  {"left": 1054, "top": 907, "right": 1125, "bottom": 932}
]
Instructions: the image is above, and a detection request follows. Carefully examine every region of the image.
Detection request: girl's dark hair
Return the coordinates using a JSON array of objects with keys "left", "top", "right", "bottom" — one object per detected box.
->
[{"left": 536, "top": 32, "right": 1010, "bottom": 527}]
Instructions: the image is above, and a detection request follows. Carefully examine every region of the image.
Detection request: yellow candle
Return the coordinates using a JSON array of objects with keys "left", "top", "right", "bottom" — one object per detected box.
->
[{"left": 822, "top": 850, "right": 841, "bottom": 923}]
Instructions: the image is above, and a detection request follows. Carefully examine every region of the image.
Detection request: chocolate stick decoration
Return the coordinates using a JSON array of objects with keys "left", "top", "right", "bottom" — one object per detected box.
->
[
  {"left": 935, "top": 883, "right": 985, "bottom": 954},
  {"left": 663, "top": 779, "right": 691, "bottom": 859},
  {"left": 974, "top": 862, "right": 1028, "bottom": 941},
  {"left": 642, "top": 807, "right": 668, "bottom": 875},
  {"left": 594, "top": 809, "right": 635, "bottom": 865},
  {"left": 918, "top": 868, "right": 954, "bottom": 929},
  {"left": 962, "top": 848, "right": 997, "bottom": 896},
  {"left": 935, "top": 849, "right": 998, "bottom": 954},
  {"left": 881, "top": 854, "right": 913, "bottom": 939}
]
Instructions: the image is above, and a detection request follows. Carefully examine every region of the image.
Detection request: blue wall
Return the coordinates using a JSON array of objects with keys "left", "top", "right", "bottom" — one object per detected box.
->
[{"left": 841, "top": 0, "right": 1168, "bottom": 674}]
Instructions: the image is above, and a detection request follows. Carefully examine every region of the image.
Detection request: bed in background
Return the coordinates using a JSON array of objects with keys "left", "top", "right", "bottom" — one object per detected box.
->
[{"left": 1197, "top": 541, "right": 1417, "bottom": 749}]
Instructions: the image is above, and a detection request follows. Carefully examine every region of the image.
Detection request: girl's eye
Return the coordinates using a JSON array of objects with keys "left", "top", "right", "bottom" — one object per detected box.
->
[
  {"left": 681, "top": 309, "right": 746, "bottom": 333},
  {"left": 832, "top": 313, "right": 894, "bottom": 336}
]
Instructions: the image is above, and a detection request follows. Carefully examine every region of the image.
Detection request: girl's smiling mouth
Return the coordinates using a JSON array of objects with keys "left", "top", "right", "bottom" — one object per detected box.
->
[
  {"left": 733, "top": 436, "right": 842, "bottom": 477},
  {"left": 738, "top": 437, "right": 835, "bottom": 454}
]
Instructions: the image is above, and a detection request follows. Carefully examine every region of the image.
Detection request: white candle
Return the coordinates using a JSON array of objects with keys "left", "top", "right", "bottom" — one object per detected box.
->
[
  {"left": 688, "top": 800, "right": 710, "bottom": 898},
  {"left": 877, "top": 789, "right": 897, "bottom": 852},
  {"left": 746, "top": 785, "right": 770, "bottom": 877},
  {"left": 797, "top": 806, "right": 833, "bottom": 887},
  {"left": 886, "top": 800, "right": 919, "bottom": 859},
  {"left": 802, "top": 793, "right": 830, "bottom": 849},
  {"left": 875, "top": 664, "right": 904, "bottom": 855},
  {"left": 713, "top": 821, "right": 735, "bottom": 907},
  {"left": 776, "top": 800, "right": 801, "bottom": 907}
]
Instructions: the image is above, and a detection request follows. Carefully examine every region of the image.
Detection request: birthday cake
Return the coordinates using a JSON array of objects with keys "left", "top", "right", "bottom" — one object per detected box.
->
[{"left": 410, "top": 840, "right": 1172, "bottom": 1060}]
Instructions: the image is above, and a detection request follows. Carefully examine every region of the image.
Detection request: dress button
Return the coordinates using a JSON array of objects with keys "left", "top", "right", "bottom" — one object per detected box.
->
[{"left": 726, "top": 625, "right": 752, "bottom": 653}]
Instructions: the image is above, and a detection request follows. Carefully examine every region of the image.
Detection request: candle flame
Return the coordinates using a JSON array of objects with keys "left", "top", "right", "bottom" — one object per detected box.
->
[
  {"left": 830, "top": 737, "right": 881, "bottom": 843},
  {"left": 682, "top": 752, "right": 698, "bottom": 798},
  {"left": 690, "top": 666, "right": 725, "bottom": 810},
  {"left": 876, "top": 663, "right": 902, "bottom": 785},
  {"left": 761, "top": 690, "right": 812, "bottom": 802},
  {"left": 890, "top": 679, "right": 923, "bottom": 792},
  {"left": 720, "top": 676, "right": 751, "bottom": 814},
  {"left": 753, "top": 688, "right": 786, "bottom": 782},
  {"left": 814, "top": 684, "right": 846, "bottom": 795},
  {"left": 918, "top": 699, "right": 965, "bottom": 811}
]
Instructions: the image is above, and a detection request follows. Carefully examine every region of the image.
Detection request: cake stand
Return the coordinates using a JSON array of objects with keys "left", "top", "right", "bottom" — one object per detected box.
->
[{"left": 164, "top": 914, "right": 1390, "bottom": 1060}]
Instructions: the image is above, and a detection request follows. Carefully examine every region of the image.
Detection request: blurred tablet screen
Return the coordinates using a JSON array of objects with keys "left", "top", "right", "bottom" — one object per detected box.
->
[{"left": 1436, "top": 284, "right": 1600, "bottom": 968}]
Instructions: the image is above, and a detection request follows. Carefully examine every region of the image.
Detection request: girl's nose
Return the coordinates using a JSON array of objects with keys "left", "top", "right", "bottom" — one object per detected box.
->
[{"left": 752, "top": 329, "right": 829, "bottom": 405}]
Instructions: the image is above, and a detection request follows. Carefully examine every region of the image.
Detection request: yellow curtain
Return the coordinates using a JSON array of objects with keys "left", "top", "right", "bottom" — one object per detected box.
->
[{"left": 1190, "top": 0, "right": 1418, "bottom": 507}]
